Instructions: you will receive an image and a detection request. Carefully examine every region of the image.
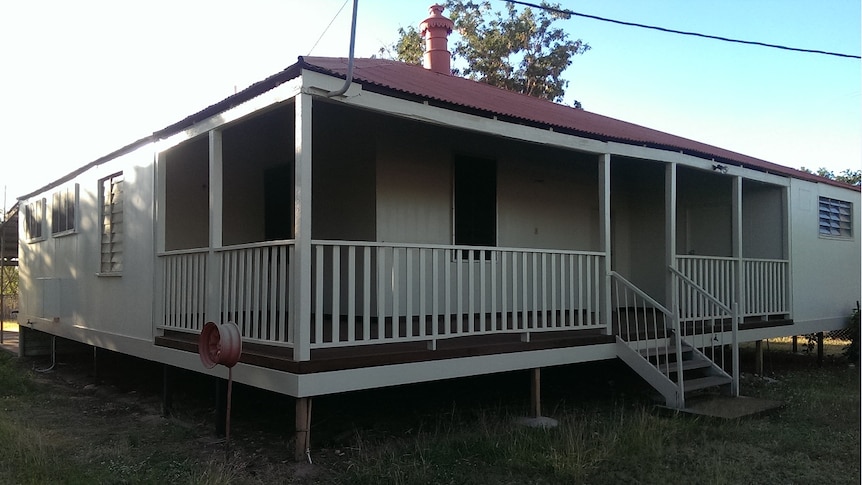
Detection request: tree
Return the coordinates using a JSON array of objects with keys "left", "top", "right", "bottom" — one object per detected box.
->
[
  {"left": 799, "top": 166, "right": 861, "bottom": 186},
  {"left": 382, "top": 1, "right": 589, "bottom": 105},
  {"left": 0, "top": 266, "right": 15, "bottom": 293},
  {"left": 378, "top": 26, "right": 424, "bottom": 66},
  {"left": 833, "top": 169, "right": 860, "bottom": 186}
]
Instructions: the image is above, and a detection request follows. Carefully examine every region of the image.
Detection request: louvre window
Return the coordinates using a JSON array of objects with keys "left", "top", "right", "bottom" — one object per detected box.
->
[
  {"left": 51, "top": 184, "right": 78, "bottom": 235},
  {"left": 24, "top": 198, "right": 45, "bottom": 242},
  {"left": 818, "top": 196, "right": 852, "bottom": 238},
  {"left": 100, "top": 173, "right": 124, "bottom": 274}
]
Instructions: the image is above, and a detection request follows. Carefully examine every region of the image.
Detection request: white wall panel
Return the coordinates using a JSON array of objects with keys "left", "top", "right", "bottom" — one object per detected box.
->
[{"left": 789, "top": 178, "right": 861, "bottom": 322}]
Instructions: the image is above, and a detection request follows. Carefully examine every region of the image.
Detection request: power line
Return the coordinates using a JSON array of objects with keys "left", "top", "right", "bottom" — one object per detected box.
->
[
  {"left": 505, "top": 0, "right": 861, "bottom": 60},
  {"left": 307, "top": 0, "right": 351, "bottom": 56}
]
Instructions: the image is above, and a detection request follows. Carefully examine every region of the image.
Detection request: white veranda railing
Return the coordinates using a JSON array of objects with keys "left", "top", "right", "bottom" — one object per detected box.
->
[
  {"left": 676, "top": 255, "right": 789, "bottom": 319},
  {"left": 309, "top": 241, "right": 606, "bottom": 349},
  {"left": 158, "top": 241, "right": 606, "bottom": 351},
  {"left": 158, "top": 241, "right": 296, "bottom": 348}
]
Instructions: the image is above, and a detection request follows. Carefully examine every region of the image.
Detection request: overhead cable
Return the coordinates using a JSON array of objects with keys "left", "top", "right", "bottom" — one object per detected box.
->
[
  {"left": 505, "top": 0, "right": 861, "bottom": 59},
  {"left": 307, "top": 0, "right": 351, "bottom": 56}
]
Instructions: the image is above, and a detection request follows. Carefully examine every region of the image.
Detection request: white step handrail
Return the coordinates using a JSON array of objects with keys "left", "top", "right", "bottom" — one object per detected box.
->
[
  {"left": 610, "top": 271, "right": 684, "bottom": 402},
  {"left": 669, "top": 266, "right": 739, "bottom": 397},
  {"left": 609, "top": 271, "right": 672, "bottom": 314}
]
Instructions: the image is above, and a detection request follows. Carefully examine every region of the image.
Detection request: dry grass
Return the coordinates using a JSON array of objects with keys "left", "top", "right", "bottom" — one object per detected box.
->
[{"left": 0, "top": 339, "right": 858, "bottom": 484}]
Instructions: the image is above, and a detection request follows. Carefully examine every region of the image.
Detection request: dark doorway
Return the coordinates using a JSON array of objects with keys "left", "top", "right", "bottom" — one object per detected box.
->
[
  {"left": 454, "top": 156, "right": 496, "bottom": 247},
  {"left": 264, "top": 165, "right": 294, "bottom": 241}
]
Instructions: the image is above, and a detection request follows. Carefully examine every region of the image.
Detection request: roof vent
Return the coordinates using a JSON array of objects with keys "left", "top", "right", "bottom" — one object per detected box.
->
[{"left": 420, "top": 4, "right": 454, "bottom": 75}]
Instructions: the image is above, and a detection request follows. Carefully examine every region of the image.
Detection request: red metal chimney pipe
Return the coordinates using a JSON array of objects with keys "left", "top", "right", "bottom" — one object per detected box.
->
[{"left": 420, "top": 4, "right": 454, "bottom": 75}]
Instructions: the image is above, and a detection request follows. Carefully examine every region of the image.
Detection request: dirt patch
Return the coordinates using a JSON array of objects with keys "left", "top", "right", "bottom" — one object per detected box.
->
[{"left": 677, "top": 393, "right": 784, "bottom": 419}]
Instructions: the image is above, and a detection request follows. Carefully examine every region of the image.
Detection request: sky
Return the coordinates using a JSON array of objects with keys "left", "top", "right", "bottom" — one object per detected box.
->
[{"left": 1, "top": 0, "right": 859, "bottom": 206}]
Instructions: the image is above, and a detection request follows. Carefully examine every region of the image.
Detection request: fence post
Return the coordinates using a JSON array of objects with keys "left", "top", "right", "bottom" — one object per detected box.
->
[{"left": 1, "top": 234, "right": 5, "bottom": 343}]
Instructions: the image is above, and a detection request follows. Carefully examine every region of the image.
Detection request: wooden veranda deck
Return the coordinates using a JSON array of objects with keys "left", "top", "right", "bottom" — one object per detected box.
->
[
  {"left": 155, "top": 312, "right": 793, "bottom": 375},
  {"left": 155, "top": 327, "right": 614, "bottom": 374}
]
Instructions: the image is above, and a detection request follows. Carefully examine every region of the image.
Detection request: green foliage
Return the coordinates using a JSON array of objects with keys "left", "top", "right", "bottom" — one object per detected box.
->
[
  {"left": 382, "top": 1, "right": 589, "bottom": 104},
  {"left": 0, "top": 352, "right": 30, "bottom": 396},
  {"left": 1, "top": 265, "right": 17, "bottom": 296},
  {"left": 378, "top": 25, "right": 424, "bottom": 66},
  {"left": 834, "top": 169, "right": 861, "bottom": 185},
  {"left": 448, "top": 1, "right": 589, "bottom": 103},
  {"left": 800, "top": 166, "right": 862, "bottom": 186}
]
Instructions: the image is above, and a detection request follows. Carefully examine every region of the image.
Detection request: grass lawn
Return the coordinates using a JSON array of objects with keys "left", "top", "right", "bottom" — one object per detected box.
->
[{"left": 0, "top": 331, "right": 858, "bottom": 484}]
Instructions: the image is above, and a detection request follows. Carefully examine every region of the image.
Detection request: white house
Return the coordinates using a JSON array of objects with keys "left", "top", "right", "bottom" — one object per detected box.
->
[{"left": 16, "top": 6, "right": 860, "bottom": 458}]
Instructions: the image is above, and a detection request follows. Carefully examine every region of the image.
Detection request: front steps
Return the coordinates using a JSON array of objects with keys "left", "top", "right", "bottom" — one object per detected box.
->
[{"left": 616, "top": 337, "right": 732, "bottom": 409}]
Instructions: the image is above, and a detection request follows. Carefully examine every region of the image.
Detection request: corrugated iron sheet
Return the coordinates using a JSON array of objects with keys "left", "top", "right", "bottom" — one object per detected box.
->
[
  {"left": 20, "top": 55, "right": 856, "bottom": 200},
  {"left": 299, "top": 56, "right": 854, "bottom": 189}
]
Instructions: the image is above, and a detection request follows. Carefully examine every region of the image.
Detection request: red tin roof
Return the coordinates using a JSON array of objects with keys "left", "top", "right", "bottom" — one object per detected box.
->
[
  {"left": 298, "top": 56, "right": 857, "bottom": 190},
  {"left": 19, "top": 55, "right": 857, "bottom": 200}
]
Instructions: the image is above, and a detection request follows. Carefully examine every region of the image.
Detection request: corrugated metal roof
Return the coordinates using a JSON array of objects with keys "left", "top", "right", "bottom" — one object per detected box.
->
[
  {"left": 299, "top": 56, "right": 857, "bottom": 189},
  {"left": 19, "top": 55, "right": 857, "bottom": 200}
]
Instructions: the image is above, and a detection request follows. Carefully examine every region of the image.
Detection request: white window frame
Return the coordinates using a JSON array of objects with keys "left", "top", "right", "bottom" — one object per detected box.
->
[
  {"left": 51, "top": 184, "right": 79, "bottom": 236},
  {"left": 99, "top": 172, "right": 124, "bottom": 275},
  {"left": 818, "top": 196, "right": 852, "bottom": 239},
  {"left": 24, "top": 198, "right": 46, "bottom": 242}
]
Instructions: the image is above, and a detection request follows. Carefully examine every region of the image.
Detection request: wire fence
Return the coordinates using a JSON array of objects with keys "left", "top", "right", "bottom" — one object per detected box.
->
[
  {"left": 1, "top": 294, "right": 18, "bottom": 321},
  {"left": 825, "top": 328, "right": 854, "bottom": 342}
]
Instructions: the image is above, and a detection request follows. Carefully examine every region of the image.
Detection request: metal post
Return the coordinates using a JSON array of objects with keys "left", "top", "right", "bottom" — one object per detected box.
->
[
  {"left": 226, "top": 367, "right": 233, "bottom": 444},
  {"left": 215, "top": 377, "right": 226, "bottom": 437},
  {"left": 0, "top": 218, "right": 5, "bottom": 344},
  {"left": 817, "top": 331, "right": 824, "bottom": 367}
]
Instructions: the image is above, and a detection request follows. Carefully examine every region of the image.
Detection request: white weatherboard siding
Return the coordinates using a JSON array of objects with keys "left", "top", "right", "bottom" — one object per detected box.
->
[
  {"left": 375, "top": 122, "right": 452, "bottom": 245},
  {"left": 376, "top": 120, "right": 601, "bottom": 250},
  {"left": 610, "top": 158, "right": 666, "bottom": 302},
  {"left": 373, "top": 116, "right": 603, "bottom": 317},
  {"left": 790, "top": 178, "right": 861, "bottom": 325},
  {"left": 497, "top": 152, "right": 599, "bottom": 251},
  {"left": 742, "top": 181, "right": 785, "bottom": 260},
  {"left": 677, "top": 168, "right": 733, "bottom": 258},
  {"left": 14, "top": 64, "right": 862, "bottom": 402},
  {"left": 19, "top": 145, "right": 156, "bottom": 341}
]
